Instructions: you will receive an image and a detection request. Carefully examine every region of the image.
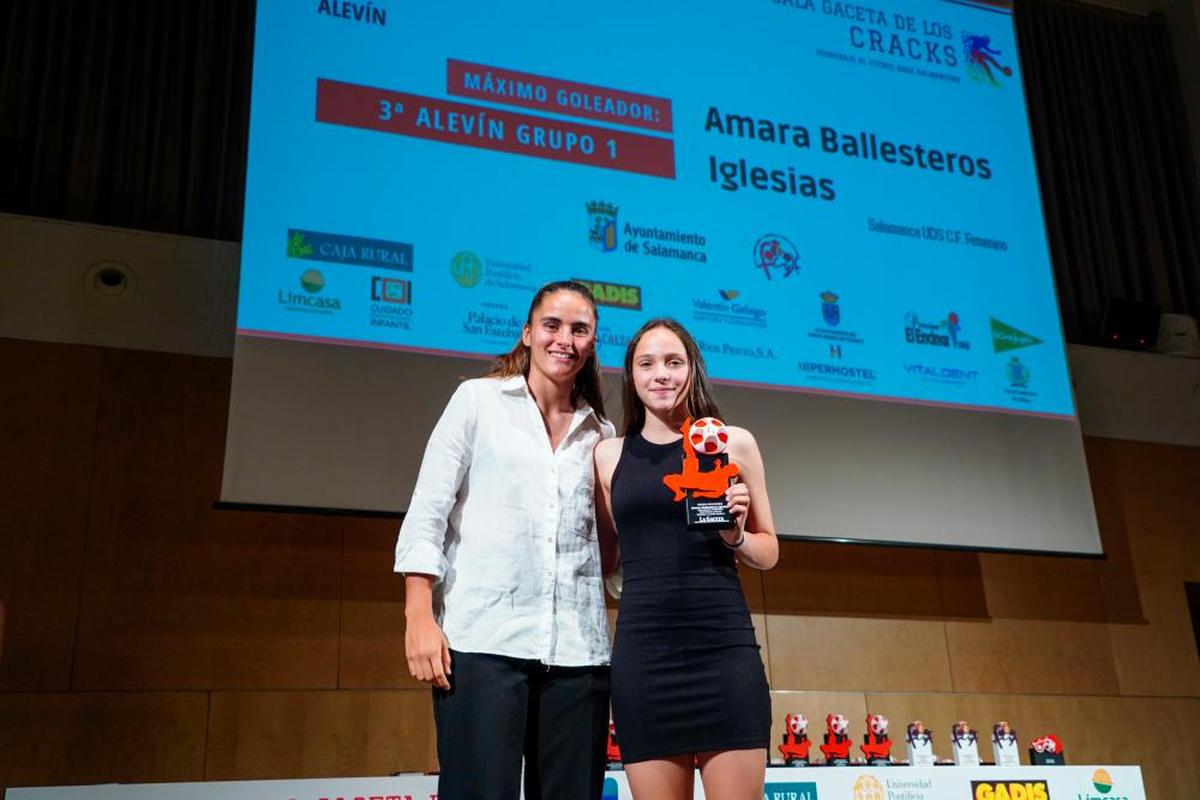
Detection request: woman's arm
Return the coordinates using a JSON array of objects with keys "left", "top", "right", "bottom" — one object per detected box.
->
[
  {"left": 720, "top": 426, "right": 779, "bottom": 570},
  {"left": 593, "top": 437, "right": 623, "bottom": 577}
]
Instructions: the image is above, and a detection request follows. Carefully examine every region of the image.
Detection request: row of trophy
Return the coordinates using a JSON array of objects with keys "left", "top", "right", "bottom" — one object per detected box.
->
[
  {"left": 774, "top": 715, "right": 1065, "bottom": 767},
  {"left": 605, "top": 714, "right": 1065, "bottom": 769}
]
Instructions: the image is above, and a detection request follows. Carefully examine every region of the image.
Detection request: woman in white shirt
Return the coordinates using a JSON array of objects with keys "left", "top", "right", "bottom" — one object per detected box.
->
[{"left": 395, "top": 280, "right": 615, "bottom": 800}]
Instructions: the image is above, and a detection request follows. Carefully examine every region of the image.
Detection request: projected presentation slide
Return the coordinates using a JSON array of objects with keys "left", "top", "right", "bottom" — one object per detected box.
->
[{"left": 238, "top": 0, "right": 1074, "bottom": 418}]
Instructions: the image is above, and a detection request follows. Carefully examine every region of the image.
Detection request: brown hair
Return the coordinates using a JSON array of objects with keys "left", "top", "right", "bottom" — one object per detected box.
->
[
  {"left": 486, "top": 280, "right": 607, "bottom": 419},
  {"left": 621, "top": 318, "right": 721, "bottom": 436}
]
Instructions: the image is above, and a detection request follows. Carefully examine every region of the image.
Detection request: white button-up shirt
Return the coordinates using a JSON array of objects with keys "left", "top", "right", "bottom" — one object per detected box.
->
[{"left": 394, "top": 375, "right": 614, "bottom": 666}]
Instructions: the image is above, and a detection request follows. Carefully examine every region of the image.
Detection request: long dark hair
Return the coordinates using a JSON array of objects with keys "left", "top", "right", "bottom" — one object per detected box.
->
[
  {"left": 486, "top": 280, "right": 607, "bottom": 419},
  {"left": 621, "top": 318, "right": 721, "bottom": 436}
]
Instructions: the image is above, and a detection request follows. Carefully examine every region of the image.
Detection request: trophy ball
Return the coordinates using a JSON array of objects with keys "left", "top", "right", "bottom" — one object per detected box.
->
[
  {"left": 689, "top": 417, "right": 730, "bottom": 454},
  {"left": 827, "top": 713, "right": 849, "bottom": 735},
  {"left": 788, "top": 713, "right": 808, "bottom": 735},
  {"left": 868, "top": 714, "right": 889, "bottom": 736}
]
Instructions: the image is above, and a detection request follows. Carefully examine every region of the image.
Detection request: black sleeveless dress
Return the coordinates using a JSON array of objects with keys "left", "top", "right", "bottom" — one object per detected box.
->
[{"left": 609, "top": 432, "right": 771, "bottom": 763}]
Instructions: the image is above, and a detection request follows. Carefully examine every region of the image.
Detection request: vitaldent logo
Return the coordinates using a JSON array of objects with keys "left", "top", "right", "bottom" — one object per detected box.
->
[
  {"left": 277, "top": 269, "right": 341, "bottom": 314},
  {"left": 904, "top": 362, "right": 979, "bottom": 386},
  {"left": 991, "top": 317, "right": 1044, "bottom": 353},
  {"left": 286, "top": 228, "right": 412, "bottom": 271},
  {"left": 971, "top": 780, "right": 1049, "bottom": 800}
]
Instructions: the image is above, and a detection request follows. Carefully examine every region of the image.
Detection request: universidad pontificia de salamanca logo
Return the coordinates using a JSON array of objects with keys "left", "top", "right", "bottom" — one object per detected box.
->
[{"left": 585, "top": 200, "right": 708, "bottom": 262}]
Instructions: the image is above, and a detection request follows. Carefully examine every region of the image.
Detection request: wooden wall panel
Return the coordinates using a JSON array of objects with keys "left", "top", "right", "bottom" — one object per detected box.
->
[
  {"left": 204, "top": 690, "right": 437, "bottom": 779},
  {"left": 340, "top": 518, "right": 423, "bottom": 689},
  {"left": 0, "top": 691, "right": 207, "bottom": 790},
  {"left": 763, "top": 541, "right": 943, "bottom": 617},
  {"left": 0, "top": 339, "right": 102, "bottom": 690},
  {"left": 978, "top": 552, "right": 1106, "bottom": 622},
  {"left": 71, "top": 351, "right": 342, "bottom": 690},
  {"left": 1108, "top": 577, "right": 1200, "bottom": 697},
  {"left": 765, "top": 615, "right": 952, "bottom": 692},
  {"left": 945, "top": 619, "right": 1119, "bottom": 695},
  {"left": 1111, "top": 697, "right": 1200, "bottom": 800},
  {"left": 1082, "top": 437, "right": 1145, "bottom": 625}
]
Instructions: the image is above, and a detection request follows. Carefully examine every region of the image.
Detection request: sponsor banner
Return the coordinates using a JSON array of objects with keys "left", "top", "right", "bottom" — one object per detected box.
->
[
  {"left": 574, "top": 278, "right": 642, "bottom": 310},
  {"left": 316, "top": 78, "right": 677, "bottom": 178},
  {"left": 287, "top": 228, "right": 413, "bottom": 271},
  {"left": 4, "top": 765, "right": 1148, "bottom": 800},
  {"left": 447, "top": 59, "right": 673, "bottom": 133}
]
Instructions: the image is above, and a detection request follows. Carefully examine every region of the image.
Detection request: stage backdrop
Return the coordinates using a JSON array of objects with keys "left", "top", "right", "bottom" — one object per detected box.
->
[{"left": 222, "top": 0, "right": 1102, "bottom": 555}]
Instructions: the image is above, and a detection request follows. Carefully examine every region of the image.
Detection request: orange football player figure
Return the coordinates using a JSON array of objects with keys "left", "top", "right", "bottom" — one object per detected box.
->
[
  {"left": 819, "top": 713, "right": 852, "bottom": 763},
  {"left": 662, "top": 417, "right": 741, "bottom": 501},
  {"left": 778, "top": 713, "right": 812, "bottom": 765},
  {"left": 861, "top": 714, "right": 892, "bottom": 762}
]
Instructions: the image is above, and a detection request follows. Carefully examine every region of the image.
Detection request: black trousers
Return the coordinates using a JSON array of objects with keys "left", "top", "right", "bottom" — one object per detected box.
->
[{"left": 432, "top": 649, "right": 610, "bottom": 800}]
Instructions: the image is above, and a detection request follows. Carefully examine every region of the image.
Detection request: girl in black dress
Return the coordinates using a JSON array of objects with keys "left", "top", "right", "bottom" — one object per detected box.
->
[{"left": 594, "top": 318, "right": 778, "bottom": 800}]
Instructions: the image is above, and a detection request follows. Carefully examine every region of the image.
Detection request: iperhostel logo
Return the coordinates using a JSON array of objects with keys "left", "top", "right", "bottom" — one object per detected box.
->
[
  {"left": 963, "top": 33, "right": 1013, "bottom": 87},
  {"left": 764, "top": 780, "right": 817, "bottom": 800},
  {"left": 574, "top": 278, "right": 641, "bottom": 310},
  {"left": 277, "top": 269, "right": 341, "bottom": 314},
  {"left": 990, "top": 317, "right": 1043, "bottom": 353},
  {"left": 903, "top": 310, "right": 970, "bottom": 350},
  {"left": 970, "top": 780, "right": 1049, "bottom": 800},
  {"left": 286, "top": 228, "right": 412, "bottom": 271}
]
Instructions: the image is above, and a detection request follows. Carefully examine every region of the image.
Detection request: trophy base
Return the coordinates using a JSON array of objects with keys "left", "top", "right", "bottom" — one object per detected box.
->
[
  {"left": 783, "top": 757, "right": 809, "bottom": 767},
  {"left": 1030, "top": 751, "right": 1066, "bottom": 766},
  {"left": 685, "top": 494, "right": 734, "bottom": 531},
  {"left": 825, "top": 757, "right": 850, "bottom": 767},
  {"left": 869, "top": 758, "right": 892, "bottom": 767}
]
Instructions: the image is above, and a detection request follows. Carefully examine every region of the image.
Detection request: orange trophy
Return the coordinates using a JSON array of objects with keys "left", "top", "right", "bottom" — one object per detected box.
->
[{"left": 663, "top": 417, "right": 740, "bottom": 530}]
